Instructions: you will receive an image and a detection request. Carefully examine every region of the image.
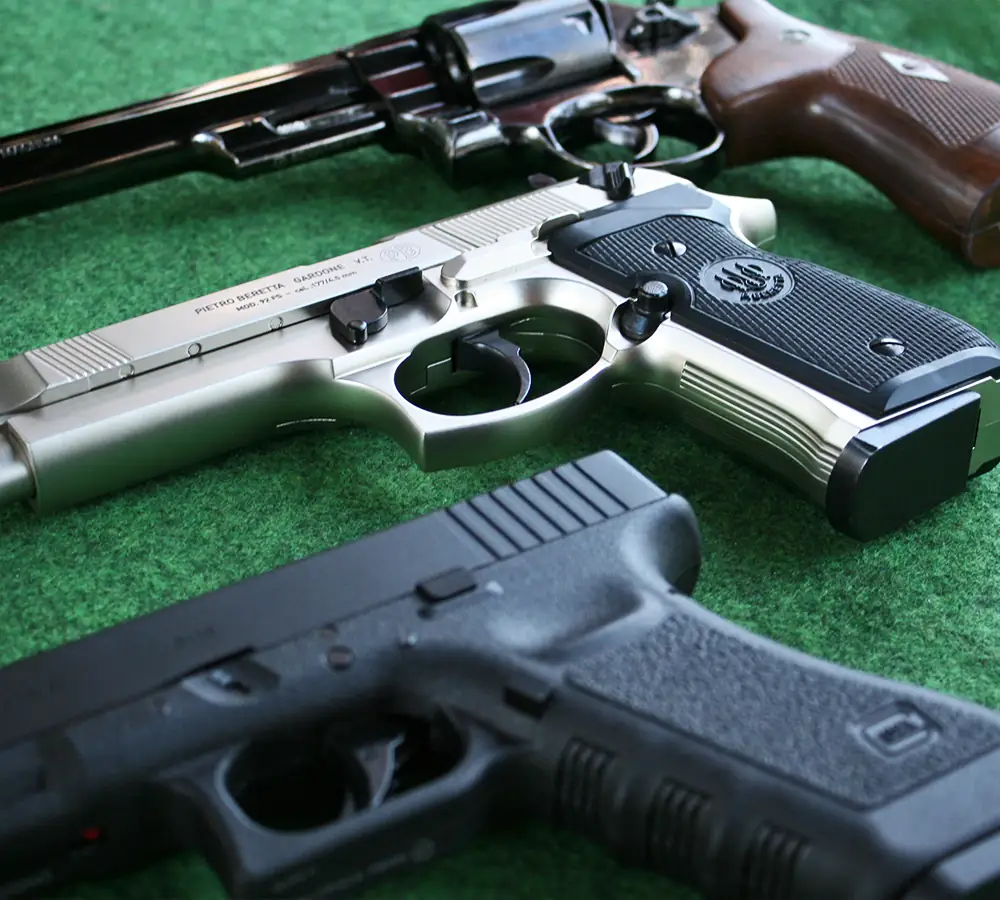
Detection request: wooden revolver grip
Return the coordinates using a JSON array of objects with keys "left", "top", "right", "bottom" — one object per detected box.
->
[{"left": 701, "top": 0, "right": 1000, "bottom": 267}]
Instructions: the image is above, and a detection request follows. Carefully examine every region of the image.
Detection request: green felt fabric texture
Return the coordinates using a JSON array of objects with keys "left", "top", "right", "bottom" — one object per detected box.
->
[{"left": 2, "top": 0, "right": 1000, "bottom": 896}]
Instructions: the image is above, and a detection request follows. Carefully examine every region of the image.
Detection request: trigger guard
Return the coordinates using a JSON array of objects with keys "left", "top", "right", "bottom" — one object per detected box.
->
[{"left": 540, "top": 84, "right": 725, "bottom": 183}]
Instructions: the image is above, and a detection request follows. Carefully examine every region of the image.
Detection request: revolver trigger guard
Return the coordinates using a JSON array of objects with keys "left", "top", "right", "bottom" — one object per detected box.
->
[
  {"left": 453, "top": 329, "right": 532, "bottom": 405},
  {"left": 540, "top": 84, "right": 726, "bottom": 183}
]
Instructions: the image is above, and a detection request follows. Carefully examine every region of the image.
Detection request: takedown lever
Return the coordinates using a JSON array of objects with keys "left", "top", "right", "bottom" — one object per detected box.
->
[{"left": 329, "top": 268, "right": 425, "bottom": 346}]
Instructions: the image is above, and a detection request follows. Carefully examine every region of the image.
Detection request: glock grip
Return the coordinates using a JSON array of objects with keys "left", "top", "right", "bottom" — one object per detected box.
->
[{"left": 563, "top": 595, "right": 1000, "bottom": 898}]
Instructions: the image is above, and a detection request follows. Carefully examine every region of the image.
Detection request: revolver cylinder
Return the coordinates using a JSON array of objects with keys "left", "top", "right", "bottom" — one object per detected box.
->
[{"left": 421, "top": 0, "right": 619, "bottom": 107}]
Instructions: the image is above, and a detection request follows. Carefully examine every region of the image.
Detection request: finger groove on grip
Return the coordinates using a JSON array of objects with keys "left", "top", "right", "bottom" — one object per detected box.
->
[
  {"left": 566, "top": 614, "right": 1000, "bottom": 808},
  {"left": 742, "top": 823, "right": 807, "bottom": 900},
  {"left": 830, "top": 45, "right": 1000, "bottom": 149},
  {"left": 553, "top": 738, "right": 611, "bottom": 834},
  {"left": 645, "top": 777, "right": 711, "bottom": 877},
  {"left": 575, "top": 215, "right": 999, "bottom": 416}
]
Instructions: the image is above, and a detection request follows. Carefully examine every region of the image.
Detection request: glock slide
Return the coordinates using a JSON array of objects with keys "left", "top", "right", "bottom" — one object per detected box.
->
[
  {"left": 1, "top": 165, "right": 998, "bottom": 539},
  {"left": 2, "top": 452, "right": 1000, "bottom": 899},
  {"left": 3, "top": 0, "right": 1000, "bottom": 264}
]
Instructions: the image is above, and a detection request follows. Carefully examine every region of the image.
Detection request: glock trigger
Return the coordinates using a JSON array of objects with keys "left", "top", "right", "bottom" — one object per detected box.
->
[{"left": 454, "top": 330, "right": 532, "bottom": 405}]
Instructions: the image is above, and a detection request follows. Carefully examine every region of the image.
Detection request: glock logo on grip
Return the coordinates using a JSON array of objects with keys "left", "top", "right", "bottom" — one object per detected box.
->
[
  {"left": 857, "top": 702, "right": 938, "bottom": 757},
  {"left": 701, "top": 257, "right": 794, "bottom": 304}
]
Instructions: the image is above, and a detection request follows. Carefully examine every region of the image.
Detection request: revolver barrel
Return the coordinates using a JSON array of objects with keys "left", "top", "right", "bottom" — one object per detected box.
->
[
  {"left": 0, "top": 0, "right": 653, "bottom": 221},
  {"left": 0, "top": 53, "right": 382, "bottom": 221}
]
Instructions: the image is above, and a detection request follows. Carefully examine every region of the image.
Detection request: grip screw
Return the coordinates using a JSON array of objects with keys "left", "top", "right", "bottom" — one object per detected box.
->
[
  {"left": 870, "top": 336, "right": 906, "bottom": 357},
  {"left": 654, "top": 239, "right": 687, "bottom": 258}
]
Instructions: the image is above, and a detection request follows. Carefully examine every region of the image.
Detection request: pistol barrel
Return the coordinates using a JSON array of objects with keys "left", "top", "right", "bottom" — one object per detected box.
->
[{"left": 0, "top": 438, "right": 32, "bottom": 506}]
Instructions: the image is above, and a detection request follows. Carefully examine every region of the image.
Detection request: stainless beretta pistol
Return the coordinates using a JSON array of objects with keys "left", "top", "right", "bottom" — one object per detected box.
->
[{"left": 2, "top": 163, "right": 999, "bottom": 539}]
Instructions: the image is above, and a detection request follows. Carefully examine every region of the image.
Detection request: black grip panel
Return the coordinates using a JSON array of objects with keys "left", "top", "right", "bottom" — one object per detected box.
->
[
  {"left": 567, "top": 610, "right": 1000, "bottom": 809},
  {"left": 549, "top": 202, "right": 1000, "bottom": 418}
]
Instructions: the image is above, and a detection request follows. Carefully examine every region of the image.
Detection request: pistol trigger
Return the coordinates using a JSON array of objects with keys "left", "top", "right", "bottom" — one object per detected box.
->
[
  {"left": 356, "top": 734, "right": 404, "bottom": 808},
  {"left": 454, "top": 330, "right": 532, "bottom": 405}
]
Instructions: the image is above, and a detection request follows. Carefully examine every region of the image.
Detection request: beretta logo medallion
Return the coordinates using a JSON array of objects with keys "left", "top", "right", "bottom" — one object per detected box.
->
[{"left": 701, "top": 257, "right": 795, "bottom": 304}]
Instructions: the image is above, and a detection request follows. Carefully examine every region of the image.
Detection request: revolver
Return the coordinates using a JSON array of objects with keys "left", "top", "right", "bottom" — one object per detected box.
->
[
  {"left": 3, "top": 0, "right": 1000, "bottom": 265},
  {"left": 3, "top": 451, "right": 1000, "bottom": 899},
  {"left": 1, "top": 164, "right": 999, "bottom": 539}
]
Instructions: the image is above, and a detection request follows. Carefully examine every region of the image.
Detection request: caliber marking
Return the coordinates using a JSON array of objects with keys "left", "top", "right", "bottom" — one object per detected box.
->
[
  {"left": 187, "top": 251, "right": 400, "bottom": 320},
  {"left": 0, "top": 133, "right": 61, "bottom": 158},
  {"left": 294, "top": 272, "right": 357, "bottom": 291}
]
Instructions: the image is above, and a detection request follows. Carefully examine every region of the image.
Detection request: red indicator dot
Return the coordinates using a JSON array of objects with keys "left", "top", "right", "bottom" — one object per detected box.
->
[{"left": 80, "top": 826, "right": 102, "bottom": 842}]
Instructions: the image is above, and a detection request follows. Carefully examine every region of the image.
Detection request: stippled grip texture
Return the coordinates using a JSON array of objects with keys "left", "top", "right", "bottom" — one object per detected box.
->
[
  {"left": 579, "top": 214, "right": 999, "bottom": 416},
  {"left": 567, "top": 609, "right": 1000, "bottom": 809}
]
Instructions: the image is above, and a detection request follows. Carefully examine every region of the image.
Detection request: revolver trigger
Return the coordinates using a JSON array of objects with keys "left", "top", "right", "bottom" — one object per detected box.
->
[
  {"left": 592, "top": 117, "right": 659, "bottom": 161},
  {"left": 454, "top": 330, "right": 532, "bottom": 405}
]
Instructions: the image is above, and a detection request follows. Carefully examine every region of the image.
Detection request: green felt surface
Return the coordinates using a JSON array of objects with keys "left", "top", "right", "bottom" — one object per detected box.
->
[{"left": 2, "top": 0, "right": 1000, "bottom": 897}]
